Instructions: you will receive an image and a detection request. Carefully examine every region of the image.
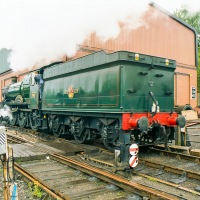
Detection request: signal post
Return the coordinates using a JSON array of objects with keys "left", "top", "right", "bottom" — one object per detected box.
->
[{"left": 0, "top": 126, "right": 16, "bottom": 200}]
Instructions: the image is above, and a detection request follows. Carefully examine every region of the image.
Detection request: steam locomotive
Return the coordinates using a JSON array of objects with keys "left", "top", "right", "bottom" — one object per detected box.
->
[{"left": 0, "top": 50, "right": 186, "bottom": 165}]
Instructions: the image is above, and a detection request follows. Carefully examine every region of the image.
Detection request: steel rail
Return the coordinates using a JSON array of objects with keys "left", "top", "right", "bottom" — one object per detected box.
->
[
  {"left": 7, "top": 138, "right": 23, "bottom": 144},
  {"left": 14, "top": 163, "right": 70, "bottom": 200},
  {"left": 150, "top": 147, "right": 200, "bottom": 163},
  {"left": 7, "top": 133, "right": 34, "bottom": 144},
  {"left": 73, "top": 153, "right": 200, "bottom": 198},
  {"left": 187, "top": 140, "right": 200, "bottom": 143},
  {"left": 7, "top": 127, "right": 198, "bottom": 198},
  {"left": 133, "top": 171, "right": 200, "bottom": 197},
  {"left": 139, "top": 158, "right": 200, "bottom": 180},
  {"left": 186, "top": 122, "right": 200, "bottom": 127},
  {"left": 7, "top": 137, "right": 27, "bottom": 144},
  {"left": 51, "top": 153, "right": 178, "bottom": 200}
]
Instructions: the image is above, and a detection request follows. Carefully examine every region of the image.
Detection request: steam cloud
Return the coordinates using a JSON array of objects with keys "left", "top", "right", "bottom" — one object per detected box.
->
[
  {"left": 0, "top": 0, "right": 199, "bottom": 71},
  {"left": 0, "top": 0, "right": 150, "bottom": 71},
  {"left": 0, "top": 105, "right": 13, "bottom": 122}
]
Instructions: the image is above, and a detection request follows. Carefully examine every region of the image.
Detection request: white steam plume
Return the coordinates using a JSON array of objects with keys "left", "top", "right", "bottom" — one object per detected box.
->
[
  {"left": 0, "top": 105, "right": 13, "bottom": 121},
  {"left": 0, "top": 0, "right": 150, "bottom": 71},
  {"left": 0, "top": 0, "right": 199, "bottom": 72}
]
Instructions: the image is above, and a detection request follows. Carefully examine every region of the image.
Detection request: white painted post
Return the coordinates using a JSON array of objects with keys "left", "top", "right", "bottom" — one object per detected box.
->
[
  {"left": 0, "top": 126, "right": 7, "bottom": 155},
  {"left": 0, "top": 126, "right": 10, "bottom": 200}
]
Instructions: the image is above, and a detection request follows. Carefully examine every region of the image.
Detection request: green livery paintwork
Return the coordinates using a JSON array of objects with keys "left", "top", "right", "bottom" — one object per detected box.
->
[{"left": 41, "top": 51, "right": 176, "bottom": 113}]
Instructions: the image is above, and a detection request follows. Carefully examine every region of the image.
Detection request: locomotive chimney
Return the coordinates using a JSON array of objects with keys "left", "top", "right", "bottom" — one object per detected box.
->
[{"left": 11, "top": 76, "right": 17, "bottom": 84}]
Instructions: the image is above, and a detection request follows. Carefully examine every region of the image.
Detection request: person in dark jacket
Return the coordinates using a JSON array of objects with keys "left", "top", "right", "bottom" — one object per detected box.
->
[{"left": 34, "top": 73, "right": 44, "bottom": 99}]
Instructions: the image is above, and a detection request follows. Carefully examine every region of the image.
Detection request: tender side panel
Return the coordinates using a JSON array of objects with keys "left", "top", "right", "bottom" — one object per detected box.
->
[
  {"left": 43, "top": 66, "right": 120, "bottom": 110},
  {"left": 42, "top": 51, "right": 176, "bottom": 113}
]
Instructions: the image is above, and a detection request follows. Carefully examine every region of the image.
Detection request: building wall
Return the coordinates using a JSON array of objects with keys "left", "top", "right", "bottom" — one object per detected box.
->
[
  {"left": 79, "top": 5, "right": 197, "bottom": 108},
  {"left": 81, "top": 6, "right": 196, "bottom": 67}
]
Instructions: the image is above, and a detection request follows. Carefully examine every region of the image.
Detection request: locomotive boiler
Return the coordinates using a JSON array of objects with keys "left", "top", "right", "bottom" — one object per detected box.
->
[{"left": 1, "top": 50, "right": 186, "bottom": 165}]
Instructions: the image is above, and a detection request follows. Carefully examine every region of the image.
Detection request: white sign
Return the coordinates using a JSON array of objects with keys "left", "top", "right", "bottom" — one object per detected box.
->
[
  {"left": 129, "top": 155, "right": 138, "bottom": 168},
  {"left": 129, "top": 144, "right": 139, "bottom": 155},
  {"left": 191, "top": 86, "right": 196, "bottom": 99},
  {"left": 0, "top": 126, "right": 7, "bottom": 155}
]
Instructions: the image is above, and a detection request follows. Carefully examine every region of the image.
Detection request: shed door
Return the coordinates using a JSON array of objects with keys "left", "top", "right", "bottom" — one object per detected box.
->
[{"left": 174, "top": 73, "right": 190, "bottom": 106}]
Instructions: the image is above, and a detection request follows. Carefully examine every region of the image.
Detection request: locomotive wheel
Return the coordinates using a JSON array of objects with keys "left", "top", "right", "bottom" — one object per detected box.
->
[
  {"left": 29, "top": 112, "right": 38, "bottom": 130},
  {"left": 74, "top": 128, "right": 90, "bottom": 144},
  {"left": 48, "top": 115, "right": 60, "bottom": 135},
  {"left": 18, "top": 112, "right": 27, "bottom": 128},
  {"left": 101, "top": 126, "right": 119, "bottom": 152},
  {"left": 0, "top": 116, "right": 3, "bottom": 125},
  {"left": 10, "top": 112, "right": 18, "bottom": 126},
  {"left": 103, "top": 138, "right": 116, "bottom": 152},
  {"left": 53, "top": 124, "right": 65, "bottom": 137}
]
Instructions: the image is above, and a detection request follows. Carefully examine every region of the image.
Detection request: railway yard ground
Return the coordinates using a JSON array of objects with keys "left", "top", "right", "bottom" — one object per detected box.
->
[{"left": 1, "top": 121, "right": 200, "bottom": 200}]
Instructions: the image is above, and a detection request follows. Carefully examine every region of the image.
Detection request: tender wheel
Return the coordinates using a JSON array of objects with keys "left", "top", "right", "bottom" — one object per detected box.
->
[
  {"left": 74, "top": 128, "right": 90, "bottom": 144},
  {"left": 48, "top": 115, "right": 60, "bottom": 136},
  {"left": 18, "top": 112, "right": 27, "bottom": 128},
  {"left": 0, "top": 116, "right": 3, "bottom": 125},
  {"left": 29, "top": 112, "right": 39, "bottom": 130},
  {"left": 101, "top": 125, "right": 119, "bottom": 152},
  {"left": 10, "top": 112, "right": 18, "bottom": 126},
  {"left": 53, "top": 124, "right": 65, "bottom": 137}
]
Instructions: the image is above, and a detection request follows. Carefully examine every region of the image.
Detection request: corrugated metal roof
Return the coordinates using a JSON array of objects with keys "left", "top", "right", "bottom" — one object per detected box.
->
[{"left": 0, "top": 48, "right": 11, "bottom": 74}]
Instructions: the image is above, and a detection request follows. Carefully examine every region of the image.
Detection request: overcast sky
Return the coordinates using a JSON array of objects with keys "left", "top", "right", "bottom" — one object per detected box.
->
[
  {"left": 153, "top": 0, "right": 200, "bottom": 12},
  {"left": 0, "top": 0, "right": 199, "bottom": 71}
]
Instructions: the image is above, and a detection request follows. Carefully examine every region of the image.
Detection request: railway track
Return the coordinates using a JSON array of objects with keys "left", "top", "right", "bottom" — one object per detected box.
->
[
  {"left": 149, "top": 147, "right": 200, "bottom": 163},
  {"left": 138, "top": 157, "right": 200, "bottom": 180},
  {"left": 6, "top": 133, "right": 178, "bottom": 199},
  {"left": 6, "top": 126, "right": 55, "bottom": 142},
  {"left": 3, "top": 133, "right": 183, "bottom": 199},
  {"left": 7, "top": 133, "right": 34, "bottom": 144},
  {"left": 15, "top": 154, "right": 182, "bottom": 200},
  {"left": 4, "top": 128, "right": 200, "bottom": 199},
  {"left": 82, "top": 151, "right": 200, "bottom": 200}
]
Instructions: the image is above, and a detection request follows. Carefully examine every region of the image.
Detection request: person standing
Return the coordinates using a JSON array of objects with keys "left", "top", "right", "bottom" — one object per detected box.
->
[{"left": 34, "top": 73, "right": 44, "bottom": 99}]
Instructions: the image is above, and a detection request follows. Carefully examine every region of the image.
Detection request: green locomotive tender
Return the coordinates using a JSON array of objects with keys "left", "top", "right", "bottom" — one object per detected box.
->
[{"left": 1, "top": 50, "right": 186, "bottom": 165}]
